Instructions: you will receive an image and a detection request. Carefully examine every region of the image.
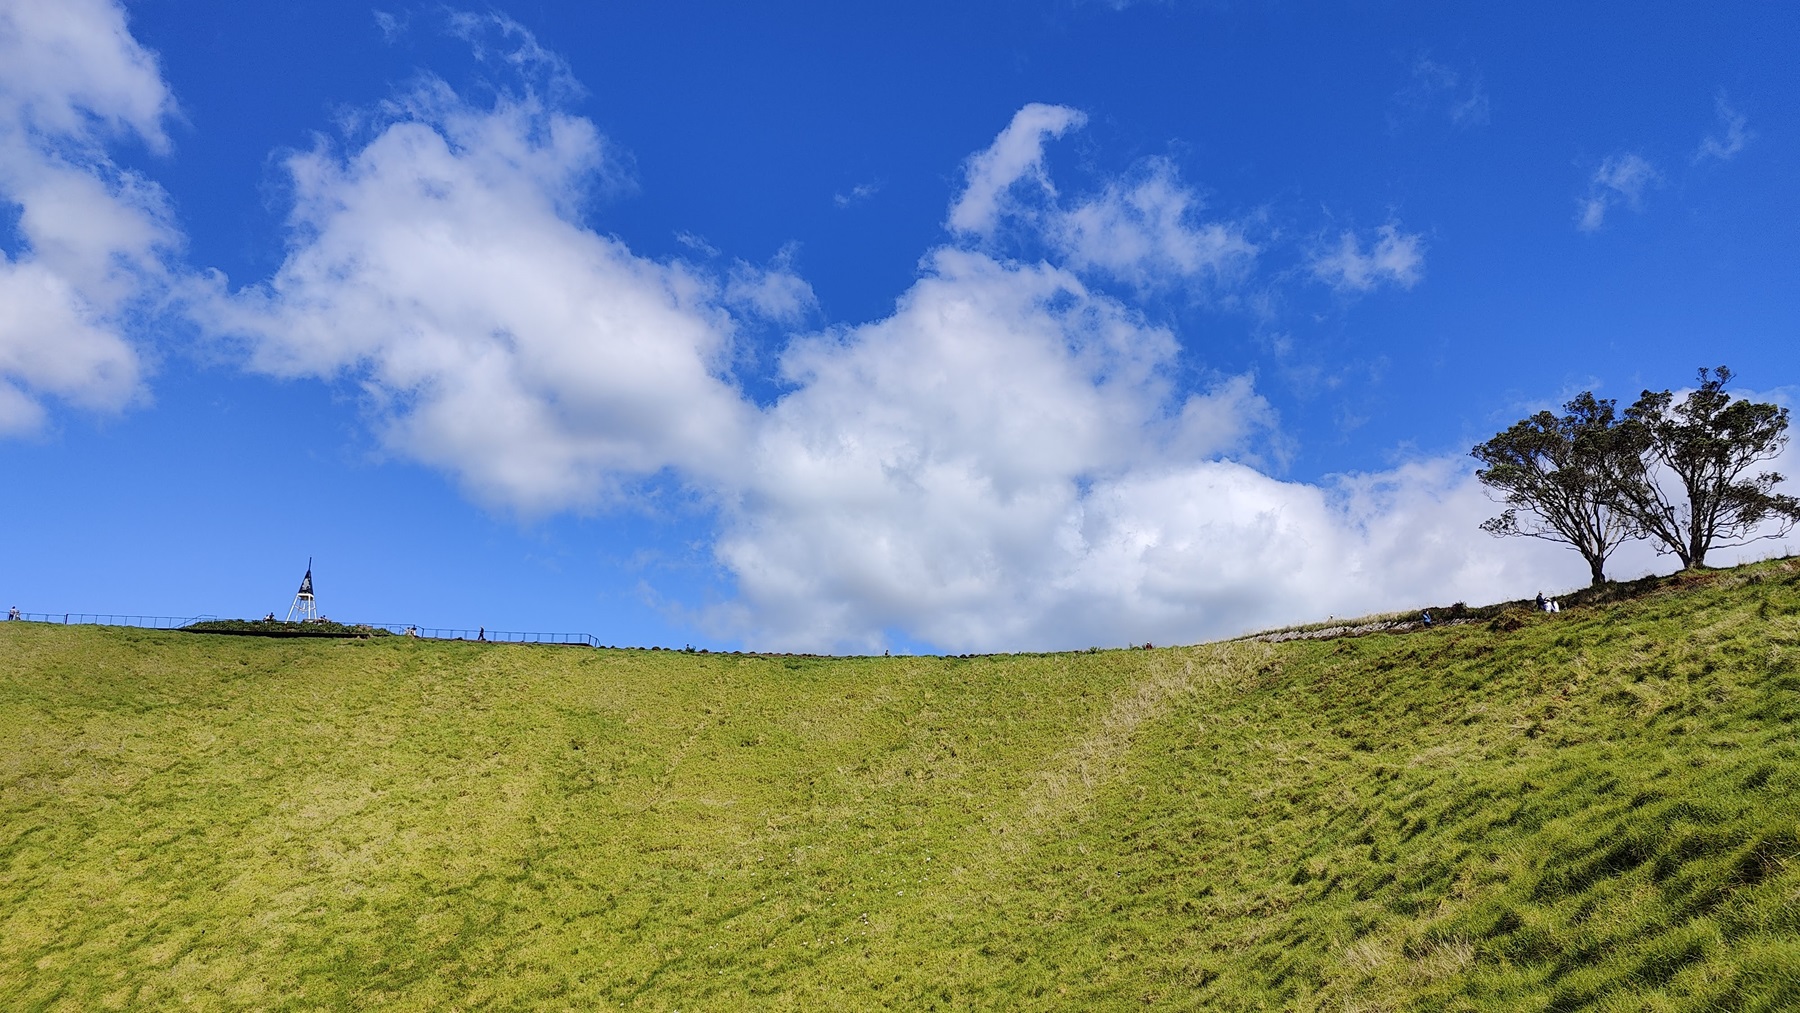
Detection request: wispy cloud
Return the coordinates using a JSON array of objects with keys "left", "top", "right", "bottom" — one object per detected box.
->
[
  {"left": 673, "top": 230, "right": 720, "bottom": 257},
  {"left": 945, "top": 103, "right": 1086, "bottom": 237},
  {"left": 832, "top": 180, "right": 881, "bottom": 208},
  {"left": 725, "top": 247, "right": 817, "bottom": 324},
  {"left": 1049, "top": 157, "right": 1258, "bottom": 290},
  {"left": 1449, "top": 88, "right": 1491, "bottom": 128},
  {"left": 1389, "top": 56, "right": 1489, "bottom": 131},
  {"left": 444, "top": 9, "right": 583, "bottom": 102},
  {"left": 371, "top": 10, "right": 408, "bottom": 43},
  {"left": 1576, "top": 152, "right": 1659, "bottom": 232},
  {"left": 1308, "top": 224, "right": 1425, "bottom": 293},
  {"left": 1694, "top": 92, "right": 1752, "bottom": 163}
]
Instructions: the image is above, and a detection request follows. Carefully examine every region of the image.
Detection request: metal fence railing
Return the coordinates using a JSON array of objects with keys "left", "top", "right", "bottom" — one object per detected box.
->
[
  {"left": 4, "top": 612, "right": 601, "bottom": 648},
  {"left": 8, "top": 612, "right": 219, "bottom": 628},
  {"left": 359, "top": 624, "right": 601, "bottom": 647}
]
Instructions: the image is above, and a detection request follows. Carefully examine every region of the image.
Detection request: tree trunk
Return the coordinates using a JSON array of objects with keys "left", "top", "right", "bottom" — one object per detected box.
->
[
  {"left": 1669, "top": 538, "right": 1694, "bottom": 570},
  {"left": 1588, "top": 555, "right": 1607, "bottom": 587}
]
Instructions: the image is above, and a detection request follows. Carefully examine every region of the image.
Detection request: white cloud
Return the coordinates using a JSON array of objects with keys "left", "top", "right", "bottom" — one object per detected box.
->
[
  {"left": 0, "top": 0, "right": 178, "bottom": 435},
  {"left": 0, "top": 0, "right": 172, "bottom": 149},
  {"left": 203, "top": 83, "right": 754, "bottom": 512},
  {"left": 0, "top": 258, "right": 144, "bottom": 430},
  {"left": 950, "top": 113, "right": 1259, "bottom": 292},
  {"left": 1695, "top": 93, "right": 1752, "bottom": 163},
  {"left": 1052, "top": 458, "right": 1566, "bottom": 644},
  {"left": 1050, "top": 157, "right": 1258, "bottom": 289},
  {"left": 1576, "top": 152, "right": 1658, "bottom": 232},
  {"left": 716, "top": 397, "right": 1574, "bottom": 652},
  {"left": 1308, "top": 224, "right": 1425, "bottom": 293},
  {"left": 709, "top": 247, "right": 1292, "bottom": 650},
  {"left": 945, "top": 103, "right": 1086, "bottom": 237}
]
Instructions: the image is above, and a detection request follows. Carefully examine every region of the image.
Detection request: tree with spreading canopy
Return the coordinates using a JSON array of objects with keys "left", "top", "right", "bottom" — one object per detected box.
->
[
  {"left": 1605, "top": 366, "right": 1800, "bottom": 569},
  {"left": 1472, "top": 392, "right": 1636, "bottom": 587}
]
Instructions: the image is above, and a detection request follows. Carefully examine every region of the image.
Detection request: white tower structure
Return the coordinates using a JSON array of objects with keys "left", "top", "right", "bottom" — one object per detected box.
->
[{"left": 285, "top": 559, "right": 318, "bottom": 622}]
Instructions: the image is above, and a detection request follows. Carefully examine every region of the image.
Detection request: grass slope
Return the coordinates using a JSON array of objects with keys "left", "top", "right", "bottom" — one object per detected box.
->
[{"left": 2, "top": 560, "right": 1798, "bottom": 1010}]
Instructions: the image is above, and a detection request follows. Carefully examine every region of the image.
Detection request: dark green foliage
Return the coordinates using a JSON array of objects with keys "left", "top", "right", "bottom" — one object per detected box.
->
[
  {"left": 183, "top": 618, "right": 390, "bottom": 638},
  {"left": 1473, "top": 391, "right": 1636, "bottom": 586},
  {"left": 1475, "top": 367, "right": 1800, "bottom": 579},
  {"left": 1609, "top": 366, "right": 1800, "bottom": 569}
]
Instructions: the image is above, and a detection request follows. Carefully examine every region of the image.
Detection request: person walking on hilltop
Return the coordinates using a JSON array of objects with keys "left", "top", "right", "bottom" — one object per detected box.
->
[{"left": 7, "top": 606, "right": 18, "bottom": 621}]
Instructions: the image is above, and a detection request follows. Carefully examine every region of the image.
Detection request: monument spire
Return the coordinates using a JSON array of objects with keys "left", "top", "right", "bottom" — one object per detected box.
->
[{"left": 285, "top": 557, "right": 317, "bottom": 622}]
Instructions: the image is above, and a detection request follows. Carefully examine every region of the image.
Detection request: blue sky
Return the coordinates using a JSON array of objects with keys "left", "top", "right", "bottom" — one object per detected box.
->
[{"left": 1, "top": 0, "right": 1796, "bottom": 652}]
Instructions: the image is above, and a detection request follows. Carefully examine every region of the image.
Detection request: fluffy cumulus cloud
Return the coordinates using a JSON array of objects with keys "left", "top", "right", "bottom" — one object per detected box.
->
[
  {"left": 710, "top": 248, "right": 1280, "bottom": 650},
  {"left": 1308, "top": 224, "right": 1425, "bottom": 293},
  {"left": 0, "top": 0, "right": 178, "bottom": 434},
  {"left": 709, "top": 248, "right": 1561, "bottom": 650},
  {"left": 203, "top": 79, "right": 756, "bottom": 511},
  {"left": 1577, "top": 152, "right": 1659, "bottom": 232},
  {"left": 202, "top": 30, "right": 1571, "bottom": 652}
]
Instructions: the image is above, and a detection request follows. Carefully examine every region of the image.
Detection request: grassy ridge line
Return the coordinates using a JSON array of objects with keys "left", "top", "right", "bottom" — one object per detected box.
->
[
  {"left": 1238, "top": 561, "right": 1792, "bottom": 644},
  {"left": 1, "top": 560, "right": 1798, "bottom": 1010}
]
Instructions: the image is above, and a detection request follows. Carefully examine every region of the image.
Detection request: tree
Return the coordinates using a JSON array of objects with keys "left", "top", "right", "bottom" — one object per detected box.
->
[
  {"left": 1606, "top": 366, "right": 1800, "bottom": 569},
  {"left": 1472, "top": 392, "right": 1637, "bottom": 586}
]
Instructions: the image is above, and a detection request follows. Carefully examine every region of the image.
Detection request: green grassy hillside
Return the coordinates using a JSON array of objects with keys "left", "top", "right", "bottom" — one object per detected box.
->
[{"left": 3, "top": 560, "right": 1798, "bottom": 1011}]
